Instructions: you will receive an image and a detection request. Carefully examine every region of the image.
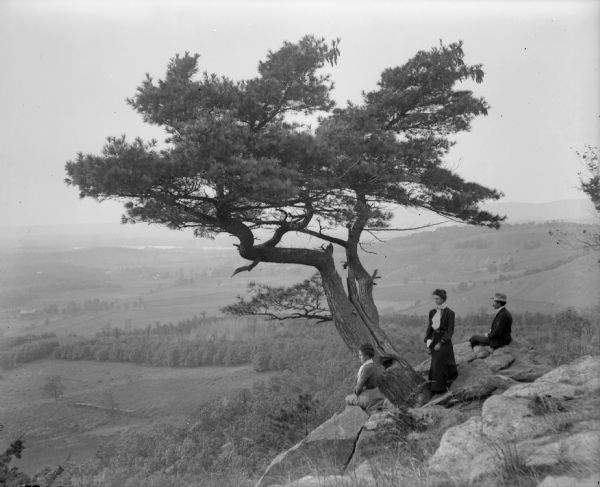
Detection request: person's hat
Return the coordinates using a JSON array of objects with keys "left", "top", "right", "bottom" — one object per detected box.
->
[{"left": 491, "top": 292, "right": 507, "bottom": 302}]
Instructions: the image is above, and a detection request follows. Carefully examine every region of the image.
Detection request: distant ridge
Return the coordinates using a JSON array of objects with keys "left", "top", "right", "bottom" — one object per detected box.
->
[
  {"left": 484, "top": 198, "right": 597, "bottom": 224},
  {"left": 0, "top": 199, "right": 596, "bottom": 251}
]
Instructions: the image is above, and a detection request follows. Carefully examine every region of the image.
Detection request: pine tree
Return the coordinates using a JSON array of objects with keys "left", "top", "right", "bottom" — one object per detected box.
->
[{"left": 65, "top": 36, "right": 504, "bottom": 406}]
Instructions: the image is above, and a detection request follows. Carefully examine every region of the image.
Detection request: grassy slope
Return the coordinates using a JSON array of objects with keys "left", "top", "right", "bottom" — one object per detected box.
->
[{"left": 368, "top": 223, "right": 598, "bottom": 314}]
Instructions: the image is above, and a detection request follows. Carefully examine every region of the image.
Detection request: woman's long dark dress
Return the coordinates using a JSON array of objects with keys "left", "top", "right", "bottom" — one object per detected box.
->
[{"left": 424, "top": 308, "right": 458, "bottom": 393}]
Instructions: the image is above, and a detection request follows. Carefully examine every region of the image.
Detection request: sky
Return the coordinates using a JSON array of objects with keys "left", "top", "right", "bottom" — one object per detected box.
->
[{"left": 0, "top": 0, "right": 599, "bottom": 228}]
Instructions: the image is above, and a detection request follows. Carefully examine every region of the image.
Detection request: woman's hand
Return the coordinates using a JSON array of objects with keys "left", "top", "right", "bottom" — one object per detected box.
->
[{"left": 433, "top": 343, "right": 441, "bottom": 351}]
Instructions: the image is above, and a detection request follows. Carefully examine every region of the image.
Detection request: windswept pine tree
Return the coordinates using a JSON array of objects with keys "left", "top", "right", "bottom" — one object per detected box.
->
[{"left": 65, "top": 36, "right": 504, "bottom": 406}]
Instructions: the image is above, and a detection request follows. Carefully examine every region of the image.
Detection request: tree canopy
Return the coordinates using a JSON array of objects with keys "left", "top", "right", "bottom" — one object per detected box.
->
[{"left": 66, "top": 36, "right": 502, "bottom": 255}]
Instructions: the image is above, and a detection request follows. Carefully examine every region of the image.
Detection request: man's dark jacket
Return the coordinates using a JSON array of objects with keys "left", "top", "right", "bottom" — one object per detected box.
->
[{"left": 488, "top": 307, "right": 513, "bottom": 348}]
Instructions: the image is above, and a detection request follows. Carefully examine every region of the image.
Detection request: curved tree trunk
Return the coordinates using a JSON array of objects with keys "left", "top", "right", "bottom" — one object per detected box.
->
[
  {"left": 319, "top": 247, "right": 428, "bottom": 408},
  {"left": 228, "top": 216, "right": 429, "bottom": 408}
]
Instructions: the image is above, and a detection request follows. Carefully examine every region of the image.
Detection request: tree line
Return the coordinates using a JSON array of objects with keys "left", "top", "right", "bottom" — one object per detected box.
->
[{"left": 0, "top": 334, "right": 60, "bottom": 370}]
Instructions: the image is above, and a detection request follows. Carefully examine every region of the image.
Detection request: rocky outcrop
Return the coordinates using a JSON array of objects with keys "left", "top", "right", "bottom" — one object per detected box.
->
[
  {"left": 255, "top": 406, "right": 368, "bottom": 487},
  {"left": 428, "top": 355, "right": 600, "bottom": 484},
  {"left": 415, "top": 340, "right": 553, "bottom": 405},
  {"left": 415, "top": 340, "right": 550, "bottom": 379},
  {"left": 258, "top": 351, "right": 599, "bottom": 487}
]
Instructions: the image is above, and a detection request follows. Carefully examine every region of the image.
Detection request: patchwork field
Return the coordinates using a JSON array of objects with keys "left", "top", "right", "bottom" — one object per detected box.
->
[{"left": 0, "top": 358, "right": 274, "bottom": 472}]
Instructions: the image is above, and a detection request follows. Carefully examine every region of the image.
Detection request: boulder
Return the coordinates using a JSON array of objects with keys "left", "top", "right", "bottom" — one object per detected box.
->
[
  {"left": 255, "top": 406, "right": 368, "bottom": 487},
  {"left": 518, "top": 428, "right": 600, "bottom": 468},
  {"left": 498, "top": 361, "right": 552, "bottom": 382},
  {"left": 484, "top": 347, "right": 516, "bottom": 372},
  {"left": 504, "top": 355, "right": 600, "bottom": 400},
  {"left": 427, "top": 355, "right": 600, "bottom": 484},
  {"left": 473, "top": 344, "right": 491, "bottom": 358},
  {"left": 481, "top": 394, "right": 560, "bottom": 441},
  {"left": 350, "top": 409, "right": 415, "bottom": 467},
  {"left": 540, "top": 355, "right": 600, "bottom": 387},
  {"left": 448, "top": 360, "right": 499, "bottom": 401},
  {"left": 427, "top": 416, "right": 494, "bottom": 482}
]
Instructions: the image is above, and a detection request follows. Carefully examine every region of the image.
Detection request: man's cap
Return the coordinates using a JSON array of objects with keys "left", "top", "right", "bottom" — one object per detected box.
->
[{"left": 491, "top": 292, "right": 507, "bottom": 302}]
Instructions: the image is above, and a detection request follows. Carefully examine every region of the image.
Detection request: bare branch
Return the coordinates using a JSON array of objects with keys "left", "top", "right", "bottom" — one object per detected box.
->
[
  {"left": 232, "top": 258, "right": 261, "bottom": 276},
  {"left": 365, "top": 220, "right": 449, "bottom": 232}
]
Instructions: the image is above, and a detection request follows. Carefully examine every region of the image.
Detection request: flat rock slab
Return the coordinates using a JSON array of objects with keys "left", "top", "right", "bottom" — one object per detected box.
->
[{"left": 255, "top": 406, "right": 368, "bottom": 487}]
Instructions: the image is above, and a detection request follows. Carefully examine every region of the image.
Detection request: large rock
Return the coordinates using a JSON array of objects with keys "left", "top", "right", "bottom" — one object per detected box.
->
[
  {"left": 504, "top": 355, "right": 600, "bottom": 399},
  {"left": 485, "top": 347, "right": 516, "bottom": 372},
  {"left": 255, "top": 406, "right": 368, "bottom": 487},
  {"left": 349, "top": 408, "right": 415, "bottom": 467},
  {"left": 427, "top": 355, "right": 600, "bottom": 484},
  {"left": 427, "top": 416, "right": 493, "bottom": 482},
  {"left": 448, "top": 360, "right": 506, "bottom": 401},
  {"left": 518, "top": 427, "right": 600, "bottom": 469},
  {"left": 498, "top": 361, "right": 552, "bottom": 382},
  {"left": 496, "top": 341, "right": 553, "bottom": 382}
]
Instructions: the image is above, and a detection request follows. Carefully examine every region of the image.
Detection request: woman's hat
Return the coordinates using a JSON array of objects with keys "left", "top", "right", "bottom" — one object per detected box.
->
[{"left": 491, "top": 292, "right": 507, "bottom": 302}]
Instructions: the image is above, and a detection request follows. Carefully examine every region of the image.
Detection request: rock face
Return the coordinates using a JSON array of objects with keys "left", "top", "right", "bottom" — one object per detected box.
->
[
  {"left": 257, "top": 351, "right": 599, "bottom": 487},
  {"left": 255, "top": 406, "right": 368, "bottom": 487},
  {"left": 415, "top": 341, "right": 552, "bottom": 405},
  {"left": 349, "top": 408, "right": 414, "bottom": 468},
  {"left": 428, "top": 355, "right": 600, "bottom": 484}
]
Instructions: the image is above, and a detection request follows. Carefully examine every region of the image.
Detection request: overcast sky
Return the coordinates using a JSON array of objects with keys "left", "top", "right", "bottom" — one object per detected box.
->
[{"left": 0, "top": 0, "right": 598, "bottom": 227}]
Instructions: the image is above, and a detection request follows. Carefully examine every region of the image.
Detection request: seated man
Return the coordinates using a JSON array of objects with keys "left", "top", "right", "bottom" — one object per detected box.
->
[
  {"left": 345, "top": 343, "right": 386, "bottom": 414},
  {"left": 469, "top": 293, "right": 513, "bottom": 349}
]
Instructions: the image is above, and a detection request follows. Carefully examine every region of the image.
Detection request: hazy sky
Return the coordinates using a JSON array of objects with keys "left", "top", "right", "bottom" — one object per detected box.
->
[{"left": 1, "top": 0, "right": 599, "bottom": 227}]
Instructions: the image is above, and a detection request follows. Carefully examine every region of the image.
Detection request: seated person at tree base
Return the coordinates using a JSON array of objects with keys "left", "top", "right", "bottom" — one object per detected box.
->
[
  {"left": 469, "top": 293, "right": 513, "bottom": 349},
  {"left": 345, "top": 343, "right": 386, "bottom": 414}
]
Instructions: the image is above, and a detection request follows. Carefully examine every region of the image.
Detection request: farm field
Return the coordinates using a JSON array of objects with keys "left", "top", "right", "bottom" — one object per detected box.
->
[{"left": 0, "top": 358, "right": 274, "bottom": 472}]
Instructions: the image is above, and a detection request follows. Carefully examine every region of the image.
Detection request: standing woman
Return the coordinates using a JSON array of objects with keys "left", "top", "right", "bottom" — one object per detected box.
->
[{"left": 424, "top": 289, "right": 458, "bottom": 395}]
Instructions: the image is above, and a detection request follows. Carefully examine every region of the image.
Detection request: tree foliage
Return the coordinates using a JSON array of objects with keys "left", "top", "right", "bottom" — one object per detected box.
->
[
  {"left": 577, "top": 145, "right": 600, "bottom": 213},
  {"left": 550, "top": 145, "right": 599, "bottom": 252},
  {"left": 65, "top": 37, "right": 501, "bottom": 237},
  {"left": 0, "top": 438, "right": 29, "bottom": 487},
  {"left": 223, "top": 273, "right": 331, "bottom": 322},
  {"left": 43, "top": 374, "right": 66, "bottom": 403}
]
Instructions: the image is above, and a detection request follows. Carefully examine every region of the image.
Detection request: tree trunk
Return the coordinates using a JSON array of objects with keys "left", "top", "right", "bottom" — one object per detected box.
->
[
  {"left": 319, "top": 250, "right": 428, "bottom": 408},
  {"left": 228, "top": 218, "right": 429, "bottom": 408}
]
